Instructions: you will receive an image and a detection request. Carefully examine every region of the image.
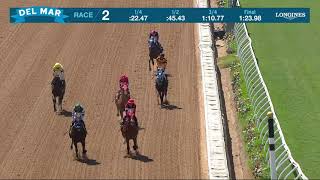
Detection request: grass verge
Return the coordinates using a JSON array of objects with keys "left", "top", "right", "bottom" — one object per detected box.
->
[{"left": 218, "top": 35, "right": 269, "bottom": 179}]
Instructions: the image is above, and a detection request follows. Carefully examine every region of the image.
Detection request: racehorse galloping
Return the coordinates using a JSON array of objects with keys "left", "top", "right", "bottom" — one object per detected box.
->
[
  {"left": 121, "top": 116, "right": 139, "bottom": 156},
  {"left": 155, "top": 69, "right": 168, "bottom": 107},
  {"left": 115, "top": 84, "right": 130, "bottom": 119},
  {"left": 148, "top": 38, "right": 163, "bottom": 71},
  {"left": 51, "top": 76, "right": 65, "bottom": 113},
  {"left": 70, "top": 123, "right": 87, "bottom": 159}
]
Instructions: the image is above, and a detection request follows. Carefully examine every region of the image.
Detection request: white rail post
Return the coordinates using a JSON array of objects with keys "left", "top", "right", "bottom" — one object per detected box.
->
[{"left": 268, "top": 111, "right": 277, "bottom": 179}]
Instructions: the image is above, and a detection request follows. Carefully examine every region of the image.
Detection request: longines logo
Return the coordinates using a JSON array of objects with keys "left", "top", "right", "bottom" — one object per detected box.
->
[{"left": 275, "top": 12, "right": 306, "bottom": 20}]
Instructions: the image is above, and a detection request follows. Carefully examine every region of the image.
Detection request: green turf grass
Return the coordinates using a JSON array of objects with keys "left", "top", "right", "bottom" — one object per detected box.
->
[{"left": 239, "top": 0, "right": 320, "bottom": 178}]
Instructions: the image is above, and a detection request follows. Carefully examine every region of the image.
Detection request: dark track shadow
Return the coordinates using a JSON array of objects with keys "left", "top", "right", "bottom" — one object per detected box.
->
[
  {"left": 161, "top": 103, "right": 182, "bottom": 110},
  {"left": 130, "top": 153, "right": 153, "bottom": 163},
  {"left": 77, "top": 154, "right": 100, "bottom": 166},
  {"left": 60, "top": 109, "right": 72, "bottom": 117}
]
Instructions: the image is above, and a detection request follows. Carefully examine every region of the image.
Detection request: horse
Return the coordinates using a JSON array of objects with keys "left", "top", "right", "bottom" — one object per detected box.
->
[
  {"left": 155, "top": 70, "right": 168, "bottom": 107},
  {"left": 115, "top": 84, "right": 130, "bottom": 119},
  {"left": 69, "top": 122, "right": 87, "bottom": 159},
  {"left": 121, "top": 116, "right": 139, "bottom": 156},
  {"left": 51, "top": 76, "right": 65, "bottom": 113},
  {"left": 148, "top": 38, "right": 163, "bottom": 71}
]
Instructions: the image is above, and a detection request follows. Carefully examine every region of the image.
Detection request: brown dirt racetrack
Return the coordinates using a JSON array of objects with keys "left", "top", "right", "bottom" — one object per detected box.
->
[{"left": 0, "top": 0, "right": 206, "bottom": 179}]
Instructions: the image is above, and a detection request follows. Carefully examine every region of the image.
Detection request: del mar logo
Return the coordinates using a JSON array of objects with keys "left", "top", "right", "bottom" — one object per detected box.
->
[
  {"left": 275, "top": 12, "right": 306, "bottom": 21},
  {"left": 11, "top": 6, "right": 68, "bottom": 23}
]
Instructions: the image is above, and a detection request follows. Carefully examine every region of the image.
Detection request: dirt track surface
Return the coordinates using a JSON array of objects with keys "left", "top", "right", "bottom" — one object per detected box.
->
[{"left": 0, "top": 0, "right": 206, "bottom": 179}]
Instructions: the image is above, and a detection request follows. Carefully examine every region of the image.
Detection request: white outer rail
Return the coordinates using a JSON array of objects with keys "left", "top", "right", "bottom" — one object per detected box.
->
[
  {"left": 195, "top": 0, "right": 230, "bottom": 179},
  {"left": 233, "top": 0, "right": 308, "bottom": 179}
]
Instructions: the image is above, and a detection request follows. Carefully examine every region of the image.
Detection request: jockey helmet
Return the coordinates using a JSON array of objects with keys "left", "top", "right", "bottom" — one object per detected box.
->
[
  {"left": 150, "top": 30, "right": 158, "bottom": 37},
  {"left": 120, "top": 74, "right": 128, "bottom": 80},
  {"left": 53, "top": 63, "right": 63, "bottom": 71},
  {"left": 128, "top": 98, "right": 135, "bottom": 105},
  {"left": 74, "top": 103, "right": 84, "bottom": 113}
]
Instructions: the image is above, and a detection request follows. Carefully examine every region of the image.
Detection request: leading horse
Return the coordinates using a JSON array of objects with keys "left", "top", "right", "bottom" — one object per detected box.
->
[
  {"left": 51, "top": 76, "right": 65, "bottom": 113},
  {"left": 115, "top": 84, "right": 130, "bottom": 119},
  {"left": 148, "top": 38, "right": 163, "bottom": 71},
  {"left": 121, "top": 116, "right": 139, "bottom": 156}
]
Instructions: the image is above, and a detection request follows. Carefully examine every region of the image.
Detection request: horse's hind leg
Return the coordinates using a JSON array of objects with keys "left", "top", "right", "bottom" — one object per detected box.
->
[
  {"left": 148, "top": 58, "right": 152, "bottom": 71},
  {"left": 81, "top": 140, "right": 87, "bottom": 154},
  {"left": 52, "top": 95, "right": 57, "bottom": 112},
  {"left": 74, "top": 142, "right": 79, "bottom": 158},
  {"left": 164, "top": 87, "right": 168, "bottom": 103},
  {"left": 156, "top": 89, "right": 160, "bottom": 105},
  {"left": 58, "top": 95, "right": 63, "bottom": 112},
  {"left": 133, "top": 138, "right": 138, "bottom": 152},
  {"left": 126, "top": 139, "right": 130, "bottom": 155},
  {"left": 116, "top": 104, "right": 119, "bottom": 117},
  {"left": 160, "top": 91, "right": 164, "bottom": 107}
]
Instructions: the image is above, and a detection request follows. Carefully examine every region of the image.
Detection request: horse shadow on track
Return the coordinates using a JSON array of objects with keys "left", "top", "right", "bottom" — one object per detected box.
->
[
  {"left": 77, "top": 154, "right": 101, "bottom": 166},
  {"left": 128, "top": 153, "right": 153, "bottom": 163},
  {"left": 161, "top": 102, "right": 182, "bottom": 110},
  {"left": 59, "top": 109, "right": 73, "bottom": 117}
]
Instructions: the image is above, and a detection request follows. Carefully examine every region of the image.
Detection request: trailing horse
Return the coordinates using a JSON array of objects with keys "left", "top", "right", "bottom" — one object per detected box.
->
[
  {"left": 148, "top": 38, "right": 163, "bottom": 71},
  {"left": 115, "top": 84, "right": 130, "bottom": 119},
  {"left": 121, "top": 116, "right": 139, "bottom": 156},
  {"left": 155, "top": 70, "right": 168, "bottom": 107},
  {"left": 69, "top": 123, "right": 87, "bottom": 159},
  {"left": 51, "top": 76, "right": 65, "bottom": 113}
]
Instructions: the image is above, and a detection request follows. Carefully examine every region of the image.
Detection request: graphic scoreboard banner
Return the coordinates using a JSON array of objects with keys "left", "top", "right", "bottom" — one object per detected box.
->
[{"left": 10, "top": 7, "right": 310, "bottom": 23}]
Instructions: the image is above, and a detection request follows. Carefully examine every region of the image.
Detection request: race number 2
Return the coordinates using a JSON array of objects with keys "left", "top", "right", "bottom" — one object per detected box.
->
[{"left": 102, "top": 10, "right": 110, "bottom": 21}]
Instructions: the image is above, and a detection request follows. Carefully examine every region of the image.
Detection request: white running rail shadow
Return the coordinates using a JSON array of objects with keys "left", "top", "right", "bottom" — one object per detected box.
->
[
  {"left": 195, "top": 0, "right": 230, "bottom": 179},
  {"left": 233, "top": 0, "right": 308, "bottom": 179}
]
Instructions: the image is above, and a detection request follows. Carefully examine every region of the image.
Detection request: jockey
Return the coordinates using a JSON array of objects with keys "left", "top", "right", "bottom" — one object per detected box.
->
[
  {"left": 122, "top": 98, "right": 138, "bottom": 127},
  {"left": 149, "top": 30, "right": 159, "bottom": 41},
  {"left": 69, "top": 103, "right": 87, "bottom": 137},
  {"left": 155, "top": 53, "right": 167, "bottom": 70},
  {"left": 148, "top": 31, "right": 163, "bottom": 53},
  {"left": 52, "top": 62, "right": 66, "bottom": 89},
  {"left": 119, "top": 74, "right": 129, "bottom": 90},
  {"left": 155, "top": 67, "right": 166, "bottom": 78}
]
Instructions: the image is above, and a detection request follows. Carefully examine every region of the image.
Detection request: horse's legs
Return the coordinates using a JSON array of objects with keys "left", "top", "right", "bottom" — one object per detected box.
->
[
  {"left": 52, "top": 95, "right": 57, "bottom": 112},
  {"left": 58, "top": 95, "right": 63, "bottom": 112},
  {"left": 126, "top": 138, "right": 130, "bottom": 155},
  {"left": 82, "top": 140, "right": 87, "bottom": 154},
  {"left": 116, "top": 103, "right": 120, "bottom": 116},
  {"left": 133, "top": 137, "right": 138, "bottom": 151},
  {"left": 121, "top": 108, "right": 124, "bottom": 119},
  {"left": 160, "top": 91, "right": 164, "bottom": 106},
  {"left": 148, "top": 58, "right": 152, "bottom": 71},
  {"left": 74, "top": 142, "right": 79, "bottom": 158},
  {"left": 156, "top": 89, "right": 160, "bottom": 105},
  {"left": 164, "top": 86, "right": 168, "bottom": 103}
]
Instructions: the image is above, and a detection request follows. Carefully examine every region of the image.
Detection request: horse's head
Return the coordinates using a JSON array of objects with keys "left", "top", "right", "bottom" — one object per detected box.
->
[
  {"left": 121, "top": 84, "right": 129, "bottom": 96},
  {"left": 127, "top": 109, "right": 135, "bottom": 118}
]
